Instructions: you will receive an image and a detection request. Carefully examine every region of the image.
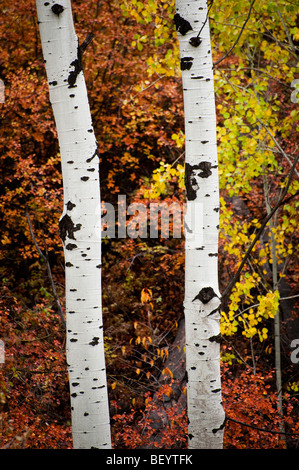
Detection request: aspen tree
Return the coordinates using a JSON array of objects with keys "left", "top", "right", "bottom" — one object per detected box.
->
[
  {"left": 175, "top": 0, "right": 225, "bottom": 448},
  {"left": 36, "top": 0, "right": 111, "bottom": 449}
]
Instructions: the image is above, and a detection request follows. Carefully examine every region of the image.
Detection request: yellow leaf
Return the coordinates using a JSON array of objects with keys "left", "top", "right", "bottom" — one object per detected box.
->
[
  {"left": 162, "top": 367, "right": 173, "bottom": 378},
  {"left": 1, "top": 235, "right": 10, "bottom": 245},
  {"left": 141, "top": 288, "right": 152, "bottom": 303}
]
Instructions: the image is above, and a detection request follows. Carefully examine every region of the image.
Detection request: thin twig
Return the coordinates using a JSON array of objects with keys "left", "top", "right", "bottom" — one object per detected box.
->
[
  {"left": 195, "top": 0, "right": 214, "bottom": 39},
  {"left": 125, "top": 74, "right": 166, "bottom": 105},
  {"left": 226, "top": 415, "right": 299, "bottom": 436},
  {"left": 79, "top": 32, "right": 95, "bottom": 57},
  {"left": 26, "top": 211, "right": 66, "bottom": 328},
  {"left": 276, "top": 8, "right": 298, "bottom": 56},
  {"left": 256, "top": 117, "right": 299, "bottom": 178},
  {"left": 213, "top": 0, "right": 257, "bottom": 67},
  {"left": 221, "top": 154, "right": 299, "bottom": 300}
]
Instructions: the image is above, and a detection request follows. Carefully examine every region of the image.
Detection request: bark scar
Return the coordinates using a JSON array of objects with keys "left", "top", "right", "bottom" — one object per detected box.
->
[
  {"left": 185, "top": 162, "right": 212, "bottom": 200},
  {"left": 174, "top": 13, "right": 193, "bottom": 36},
  {"left": 68, "top": 33, "right": 94, "bottom": 88},
  {"left": 212, "top": 417, "right": 226, "bottom": 434},
  {"left": 86, "top": 146, "right": 99, "bottom": 163},
  {"left": 89, "top": 337, "right": 99, "bottom": 346},
  {"left": 51, "top": 4, "right": 64, "bottom": 16},
  {"left": 192, "top": 287, "right": 217, "bottom": 304},
  {"left": 185, "top": 163, "right": 198, "bottom": 200},
  {"left": 209, "top": 333, "right": 222, "bottom": 343},
  {"left": 59, "top": 214, "right": 82, "bottom": 242},
  {"left": 181, "top": 57, "right": 194, "bottom": 71}
]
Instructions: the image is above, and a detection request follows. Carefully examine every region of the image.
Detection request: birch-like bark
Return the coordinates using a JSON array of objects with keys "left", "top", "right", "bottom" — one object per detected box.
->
[
  {"left": 175, "top": 0, "right": 225, "bottom": 448},
  {"left": 36, "top": 0, "right": 111, "bottom": 449}
]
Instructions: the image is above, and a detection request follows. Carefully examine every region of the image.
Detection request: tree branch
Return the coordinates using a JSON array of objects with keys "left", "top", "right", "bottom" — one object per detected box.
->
[
  {"left": 79, "top": 32, "right": 94, "bottom": 57},
  {"left": 213, "top": 0, "right": 257, "bottom": 67},
  {"left": 276, "top": 8, "right": 299, "bottom": 56},
  {"left": 256, "top": 117, "right": 299, "bottom": 178},
  {"left": 221, "top": 154, "right": 299, "bottom": 300},
  {"left": 26, "top": 210, "right": 66, "bottom": 328},
  {"left": 226, "top": 415, "right": 299, "bottom": 436}
]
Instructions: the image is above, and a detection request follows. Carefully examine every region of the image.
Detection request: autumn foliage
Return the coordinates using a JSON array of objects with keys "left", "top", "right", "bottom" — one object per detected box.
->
[{"left": 0, "top": 0, "right": 298, "bottom": 449}]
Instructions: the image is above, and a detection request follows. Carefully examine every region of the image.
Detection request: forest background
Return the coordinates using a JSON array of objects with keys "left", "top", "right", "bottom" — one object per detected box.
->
[{"left": 0, "top": 0, "right": 298, "bottom": 449}]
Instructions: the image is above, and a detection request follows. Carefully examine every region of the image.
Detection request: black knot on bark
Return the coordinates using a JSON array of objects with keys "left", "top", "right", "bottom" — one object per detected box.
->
[
  {"left": 59, "top": 214, "right": 82, "bottom": 242},
  {"left": 192, "top": 287, "right": 217, "bottom": 304},
  {"left": 51, "top": 4, "right": 64, "bottom": 15},
  {"left": 189, "top": 36, "right": 202, "bottom": 47},
  {"left": 180, "top": 57, "right": 194, "bottom": 71},
  {"left": 174, "top": 13, "right": 193, "bottom": 36}
]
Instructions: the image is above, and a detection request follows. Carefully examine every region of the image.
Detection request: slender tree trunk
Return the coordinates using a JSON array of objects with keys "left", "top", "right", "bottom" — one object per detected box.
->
[
  {"left": 263, "top": 173, "right": 286, "bottom": 447},
  {"left": 175, "top": 0, "right": 225, "bottom": 448},
  {"left": 36, "top": 0, "right": 111, "bottom": 449}
]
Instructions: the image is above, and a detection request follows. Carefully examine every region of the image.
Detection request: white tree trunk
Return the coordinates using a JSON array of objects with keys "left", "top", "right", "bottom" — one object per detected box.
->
[
  {"left": 175, "top": 0, "right": 225, "bottom": 448},
  {"left": 36, "top": 0, "right": 111, "bottom": 449}
]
